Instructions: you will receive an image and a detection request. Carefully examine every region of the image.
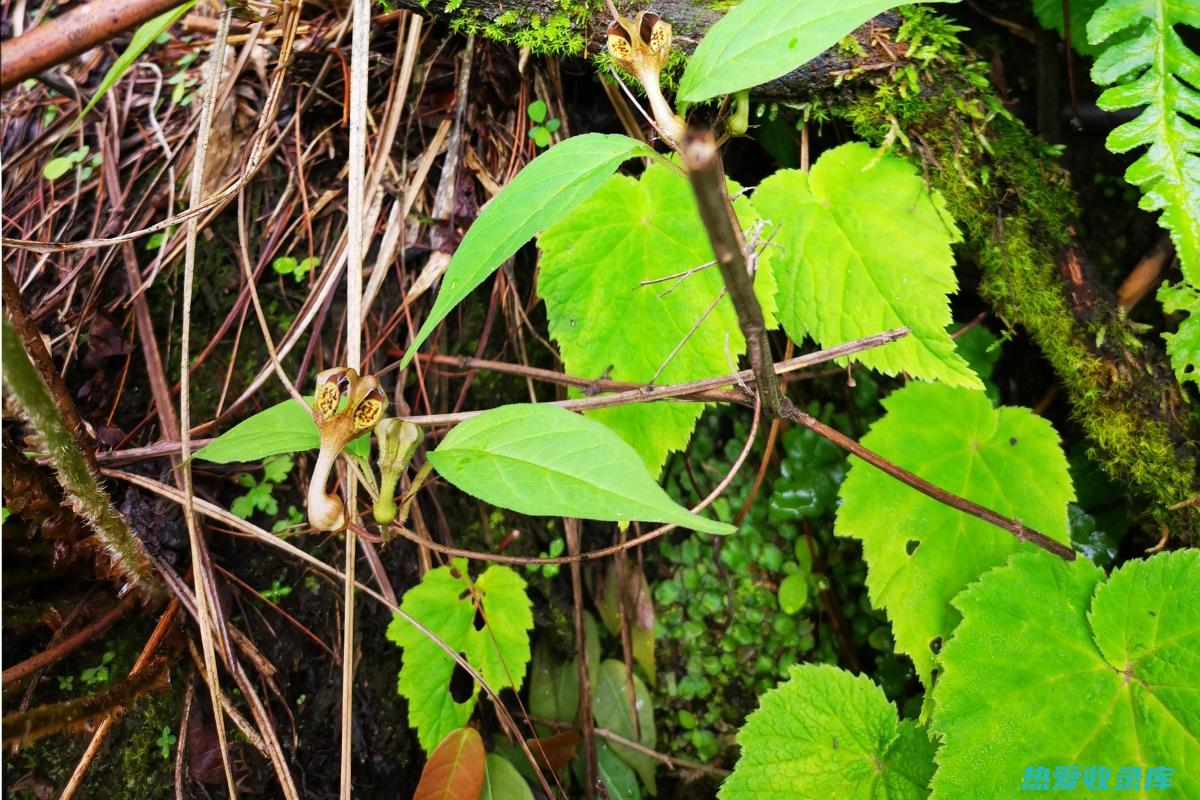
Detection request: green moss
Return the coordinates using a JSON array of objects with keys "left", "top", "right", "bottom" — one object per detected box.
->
[
  {"left": 446, "top": 0, "right": 601, "bottom": 56},
  {"left": 5, "top": 683, "right": 179, "bottom": 797},
  {"left": 837, "top": 34, "right": 867, "bottom": 58},
  {"left": 825, "top": 7, "right": 1199, "bottom": 539}
]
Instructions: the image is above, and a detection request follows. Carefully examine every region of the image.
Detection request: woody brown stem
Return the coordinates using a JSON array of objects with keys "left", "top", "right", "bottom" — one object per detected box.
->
[
  {"left": 0, "top": 0, "right": 184, "bottom": 89},
  {"left": 683, "top": 130, "right": 782, "bottom": 418}
]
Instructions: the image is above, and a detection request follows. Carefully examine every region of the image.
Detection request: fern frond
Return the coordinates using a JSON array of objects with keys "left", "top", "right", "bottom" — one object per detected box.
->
[
  {"left": 1158, "top": 280, "right": 1200, "bottom": 386},
  {"left": 1088, "top": 0, "right": 1200, "bottom": 284}
]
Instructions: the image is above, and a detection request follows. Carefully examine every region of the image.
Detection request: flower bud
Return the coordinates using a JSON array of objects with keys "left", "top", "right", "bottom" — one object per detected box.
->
[{"left": 373, "top": 418, "right": 423, "bottom": 525}]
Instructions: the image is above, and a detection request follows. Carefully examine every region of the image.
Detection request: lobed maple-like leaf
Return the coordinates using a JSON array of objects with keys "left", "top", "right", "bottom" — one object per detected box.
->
[
  {"left": 754, "top": 143, "right": 981, "bottom": 389},
  {"left": 537, "top": 163, "right": 777, "bottom": 475},
  {"left": 931, "top": 550, "right": 1200, "bottom": 798},
  {"left": 720, "top": 663, "right": 936, "bottom": 799},
  {"left": 835, "top": 383, "right": 1073, "bottom": 685},
  {"left": 387, "top": 559, "right": 533, "bottom": 751}
]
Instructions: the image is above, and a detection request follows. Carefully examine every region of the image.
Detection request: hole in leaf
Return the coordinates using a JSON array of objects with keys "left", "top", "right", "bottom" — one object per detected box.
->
[
  {"left": 449, "top": 655, "right": 474, "bottom": 703},
  {"left": 473, "top": 604, "right": 486, "bottom": 632},
  {"left": 929, "top": 637, "right": 943, "bottom": 655},
  {"left": 905, "top": 539, "right": 920, "bottom": 556},
  {"left": 1009, "top": 437, "right": 1018, "bottom": 445}
]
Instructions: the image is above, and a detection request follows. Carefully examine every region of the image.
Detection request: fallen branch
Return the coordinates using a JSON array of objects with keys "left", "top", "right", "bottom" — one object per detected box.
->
[
  {"left": 0, "top": 0, "right": 184, "bottom": 89},
  {"left": 1, "top": 595, "right": 137, "bottom": 686},
  {"left": 1, "top": 633, "right": 180, "bottom": 747},
  {"left": 372, "top": 0, "right": 901, "bottom": 99},
  {"left": 780, "top": 401, "right": 1076, "bottom": 560}
]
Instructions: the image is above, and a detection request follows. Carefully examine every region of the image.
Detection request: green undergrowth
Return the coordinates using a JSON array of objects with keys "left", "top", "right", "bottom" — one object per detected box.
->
[
  {"left": 653, "top": 385, "right": 921, "bottom": 765},
  {"left": 6, "top": 673, "right": 179, "bottom": 798},
  {"left": 824, "top": 8, "right": 1200, "bottom": 540},
  {"left": 390, "top": 0, "right": 1198, "bottom": 537},
  {"left": 397, "top": 0, "right": 602, "bottom": 56}
]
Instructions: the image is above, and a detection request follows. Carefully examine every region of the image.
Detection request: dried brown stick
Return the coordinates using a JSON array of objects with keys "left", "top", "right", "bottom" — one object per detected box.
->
[
  {"left": 400, "top": 330, "right": 906, "bottom": 427},
  {"left": 0, "top": 0, "right": 184, "bottom": 89},
  {"left": 95, "top": 328, "right": 911, "bottom": 465},
  {"left": 412, "top": 336, "right": 889, "bottom": 401},
  {"left": 530, "top": 714, "right": 730, "bottom": 779},
  {"left": 565, "top": 518, "right": 598, "bottom": 799},
  {"left": 177, "top": 10, "right": 238, "bottom": 796},
  {"left": 1, "top": 633, "right": 181, "bottom": 748},
  {"left": 58, "top": 599, "right": 181, "bottom": 799},
  {"left": 1, "top": 594, "right": 137, "bottom": 686}
]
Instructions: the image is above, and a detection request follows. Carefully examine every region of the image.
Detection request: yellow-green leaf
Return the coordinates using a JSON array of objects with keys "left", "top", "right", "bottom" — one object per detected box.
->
[{"left": 755, "top": 143, "right": 980, "bottom": 388}]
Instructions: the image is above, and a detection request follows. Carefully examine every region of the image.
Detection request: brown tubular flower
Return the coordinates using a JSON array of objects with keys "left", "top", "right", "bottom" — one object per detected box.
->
[
  {"left": 307, "top": 367, "right": 387, "bottom": 531},
  {"left": 607, "top": 11, "right": 686, "bottom": 146}
]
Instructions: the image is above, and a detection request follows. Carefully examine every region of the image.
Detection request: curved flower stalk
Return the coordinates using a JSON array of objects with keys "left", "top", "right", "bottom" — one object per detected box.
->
[
  {"left": 606, "top": 10, "right": 686, "bottom": 146},
  {"left": 307, "top": 367, "right": 387, "bottom": 531}
]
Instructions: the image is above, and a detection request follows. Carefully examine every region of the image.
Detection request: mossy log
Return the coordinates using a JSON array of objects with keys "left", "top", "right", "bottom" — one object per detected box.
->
[
  {"left": 823, "top": 10, "right": 1198, "bottom": 540},
  {"left": 391, "top": 0, "right": 904, "bottom": 96},
  {"left": 384, "top": 0, "right": 1199, "bottom": 540}
]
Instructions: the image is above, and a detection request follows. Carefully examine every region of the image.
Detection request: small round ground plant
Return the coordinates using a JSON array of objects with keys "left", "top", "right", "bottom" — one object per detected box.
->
[{"left": 181, "top": 0, "right": 1200, "bottom": 797}]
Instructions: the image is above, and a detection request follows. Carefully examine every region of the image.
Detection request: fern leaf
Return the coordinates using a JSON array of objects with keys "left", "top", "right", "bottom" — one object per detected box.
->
[{"left": 1088, "top": 0, "right": 1200, "bottom": 284}]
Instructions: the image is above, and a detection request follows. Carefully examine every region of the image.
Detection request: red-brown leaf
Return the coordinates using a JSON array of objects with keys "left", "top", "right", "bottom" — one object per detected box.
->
[
  {"left": 525, "top": 730, "right": 581, "bottom": 773},
  {"left": 413, "top": 727, "right": 486, "bottom": 800}
]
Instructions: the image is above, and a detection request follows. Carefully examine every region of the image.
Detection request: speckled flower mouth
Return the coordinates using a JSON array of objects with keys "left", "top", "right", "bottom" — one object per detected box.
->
[{"left": 307, "top": 367, "right": 387, "bottom": 531}]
